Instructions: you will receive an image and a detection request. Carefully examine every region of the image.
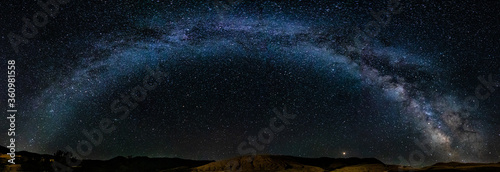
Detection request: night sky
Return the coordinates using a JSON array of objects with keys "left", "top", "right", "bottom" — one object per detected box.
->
[{"left": 1, "top": 0, "right": 499, "bottom": 167}]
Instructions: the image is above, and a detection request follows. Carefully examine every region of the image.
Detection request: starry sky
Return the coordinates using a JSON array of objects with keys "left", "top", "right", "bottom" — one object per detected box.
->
[{"left": 1, "top": 0, "right": 499, "bottom": 166}]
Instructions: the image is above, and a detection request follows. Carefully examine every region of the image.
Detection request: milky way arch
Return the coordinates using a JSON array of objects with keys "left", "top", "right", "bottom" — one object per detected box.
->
[{"left": 14, "top": 6, "right": 494, "bottom": 164}]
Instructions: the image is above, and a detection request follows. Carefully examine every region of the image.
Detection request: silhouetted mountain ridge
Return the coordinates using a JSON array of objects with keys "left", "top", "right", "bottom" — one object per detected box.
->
[
  {"left": 1, "top": 145, "right": 500, "bottom": 172},
  {"left": 194, "top": 155, "right": 386, "bottom": 171}
]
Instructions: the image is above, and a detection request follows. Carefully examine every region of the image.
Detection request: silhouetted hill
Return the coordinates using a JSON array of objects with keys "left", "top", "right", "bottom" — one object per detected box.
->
[
  {"left": 416, "top": 162, "right": 500, "bottom": 172},
  {"left": 291, "top": 156, "right": 385, "bottom": 170},
  {"left": 1, "top": 145, "right": 500, "bottom": 172},
  {"left": 75, "top": 156, "right": 213, "bottom": 172},
  {"left": 193, "top": 155, "right": 400, "bottom": 171},
  {"left": 194, "top": 155, "right": 324, "bottom": 171},
  {"left": 0, "top": 145, "right": 212, "bottom": 172}
]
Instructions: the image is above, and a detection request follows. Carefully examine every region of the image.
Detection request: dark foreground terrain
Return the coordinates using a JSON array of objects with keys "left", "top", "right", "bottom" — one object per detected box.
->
[{"left": 1, "top": 146, "right": 499, "bottom": 172}]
